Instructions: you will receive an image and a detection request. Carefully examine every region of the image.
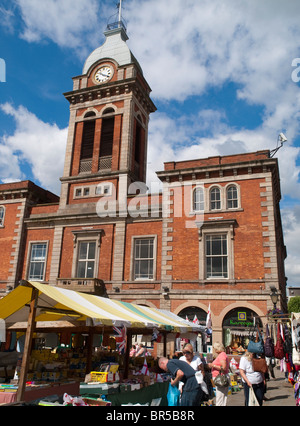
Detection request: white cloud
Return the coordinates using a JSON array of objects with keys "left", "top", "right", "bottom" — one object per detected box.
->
[
  {"left": 0, "top": 143, "right": 23, "bottom": 183},
  {"left": 147, "top": 109, "right": 300, "bottom": 199},
  {"left": 123, "top": 0, "right": 300, "bottom": 204},
  {"left": 0, "top": 2, "right": 16, "bottom": 33},
  {"left": 127, "top": 0, "right": 300, "bottom": 105},
  {"left": 15, "top": 0, "right": 104, "bottom": 58},
  {"left": 0, "top": 103, "right": 67, "bottom": 195}
]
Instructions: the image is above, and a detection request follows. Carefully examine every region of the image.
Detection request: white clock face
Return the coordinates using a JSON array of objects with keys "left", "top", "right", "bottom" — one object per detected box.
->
[{"left": 95, "top": 66, "right": 113, "bottom": 83}]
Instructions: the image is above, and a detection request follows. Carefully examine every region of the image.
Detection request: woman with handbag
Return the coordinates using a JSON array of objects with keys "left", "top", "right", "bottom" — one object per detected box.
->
[
  {"left": 208, "top": 342, "right": 230, "bottom": 406},
  {"left": 239, "top": 350, "right": 265, "bottom": 406}
]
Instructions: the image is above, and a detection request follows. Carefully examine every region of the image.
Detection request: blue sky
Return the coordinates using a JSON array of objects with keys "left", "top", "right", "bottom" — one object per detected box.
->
[{"left": 1, "top": 0, "right": 300, "bottom": 286}]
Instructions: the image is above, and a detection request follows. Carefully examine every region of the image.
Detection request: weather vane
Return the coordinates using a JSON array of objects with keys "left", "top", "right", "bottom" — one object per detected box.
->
[
  {"left": 117, "top": 0, "right": 124, "bottom": 23},
  {"left": 107, "top": 0, "right": 127, "bottom": 31}
]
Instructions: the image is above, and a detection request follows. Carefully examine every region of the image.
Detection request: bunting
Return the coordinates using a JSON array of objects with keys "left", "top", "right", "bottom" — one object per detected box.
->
[
  {"left": 140, "top": 357, "right": 150, "bottom": 376},
  {"left": 113, "top": 326, "right": 127, "bottom": 354},
  {"left": 193, "top": 315, "right": 199, "bottom": 325},
  {"left": 206, "top": 303, "right": 212, "bottom": 330}
]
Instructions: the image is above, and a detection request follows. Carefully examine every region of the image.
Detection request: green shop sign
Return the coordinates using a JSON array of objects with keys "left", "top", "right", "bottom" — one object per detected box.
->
[{"left": 223, "top": 310, "right": 257, "bottom": 328}]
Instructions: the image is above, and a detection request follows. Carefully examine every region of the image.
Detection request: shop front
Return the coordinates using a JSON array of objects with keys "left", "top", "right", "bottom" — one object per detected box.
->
[
  {"left": 222, "top": 308, "right": 262, "bottom": 355},
  {"left": 177, "top": 307, "right": 211, "bottom": 354}
]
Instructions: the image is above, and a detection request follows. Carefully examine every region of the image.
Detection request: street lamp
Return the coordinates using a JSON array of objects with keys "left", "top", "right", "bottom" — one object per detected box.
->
[{"left": 270, "top": 287, "right": 279, "bottom": 310}]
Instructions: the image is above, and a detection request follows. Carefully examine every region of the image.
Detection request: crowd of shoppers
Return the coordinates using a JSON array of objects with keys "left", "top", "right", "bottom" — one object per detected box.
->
[{"left": 159, "top": 341, "right": 268, "bottom": 407}]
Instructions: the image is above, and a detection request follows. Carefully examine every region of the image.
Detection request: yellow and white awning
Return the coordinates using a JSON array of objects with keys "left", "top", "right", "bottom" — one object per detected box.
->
[{"left": 0, "top": 282, "right": 203, "bottom": 333}]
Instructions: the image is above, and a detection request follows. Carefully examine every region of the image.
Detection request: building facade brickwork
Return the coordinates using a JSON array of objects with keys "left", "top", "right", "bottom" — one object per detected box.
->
[{"left": 0, "top": 24, "right": 287, "bottom": 346}]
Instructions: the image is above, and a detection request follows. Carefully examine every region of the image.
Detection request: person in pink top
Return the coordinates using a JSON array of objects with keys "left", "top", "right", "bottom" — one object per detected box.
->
[{"left": 208, "top": 342, "right": 230, "bottom": 406}]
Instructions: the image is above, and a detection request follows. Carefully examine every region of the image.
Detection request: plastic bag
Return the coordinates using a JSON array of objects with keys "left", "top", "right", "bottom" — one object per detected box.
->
[
  {"left": 248, "top": 387, "right": 259, "bottom": 406},
  {"left": 167, "top": 383, "right": 181, "bottom": 406},
  {"left": 195, "top": 371, "right": 209, "bottom": 395},
  {"left": 195, "top": 371, "right": 204, "bottom": 384},
  {"left": 230, "top": 357, "right": 239, "bottom": 372},
  {"left": 63, "top": 393, "right": 88, "bottom": 406}
]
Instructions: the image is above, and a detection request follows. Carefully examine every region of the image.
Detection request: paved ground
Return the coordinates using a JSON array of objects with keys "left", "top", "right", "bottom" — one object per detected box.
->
[{"left": 227, "top": 372, "right": 296, "bottom": 407}]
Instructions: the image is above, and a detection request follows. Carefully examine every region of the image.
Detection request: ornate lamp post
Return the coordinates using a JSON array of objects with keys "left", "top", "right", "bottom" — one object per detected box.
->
[{"left": 270, "top": 287, "right": 279, "bottom": 310}]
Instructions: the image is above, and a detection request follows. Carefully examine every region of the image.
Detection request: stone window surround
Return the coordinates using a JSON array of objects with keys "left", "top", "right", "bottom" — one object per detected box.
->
[
  {"left": 73, "top": 182, "right": 113, "bottom": 199},
  {"left": 26, "top": 240, "right": 50, "bottom": 282},
  {"left": 71, "top": 229, "right": 103, "bottom": 279},
  {"left": 197, "top": 220, "right": 237, "bottom": 282},
  {"left": 192, "top": 183, "right": 241, "bottom": 213},
  {"left": 130, "top": 235, "right": 158, "bottom": 281}
]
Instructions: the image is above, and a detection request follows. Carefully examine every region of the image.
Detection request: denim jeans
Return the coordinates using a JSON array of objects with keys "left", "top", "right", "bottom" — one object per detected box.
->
[
  {"left": 243, "top": 381, "right": 264, "bottom": 406},
  {"left": 181, "top": 387, "right": 203, "bottom": 406}
]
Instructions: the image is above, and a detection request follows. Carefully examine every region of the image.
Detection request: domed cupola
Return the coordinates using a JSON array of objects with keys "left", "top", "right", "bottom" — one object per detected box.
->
[{"left": 82, "top": 3, "right": 142, "bottom": 76}]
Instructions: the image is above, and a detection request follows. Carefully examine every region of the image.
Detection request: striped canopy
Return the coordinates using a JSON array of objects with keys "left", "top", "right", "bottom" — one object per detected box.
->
[{"left": 0, "top": 282, "right": 203, "bottom": 333}]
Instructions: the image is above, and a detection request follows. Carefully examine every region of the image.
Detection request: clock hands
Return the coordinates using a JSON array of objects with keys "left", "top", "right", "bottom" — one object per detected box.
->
[
  {"left": 99, "top": 71, "right": 110, "bottom": 77},
  {"left": 95, "top": 67, "right": 113, "bottom": 82}
]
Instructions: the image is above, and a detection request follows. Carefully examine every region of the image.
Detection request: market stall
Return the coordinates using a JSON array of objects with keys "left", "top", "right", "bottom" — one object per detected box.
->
[{"left": 0, "top": 281, "right": 203, "bottom": 405}]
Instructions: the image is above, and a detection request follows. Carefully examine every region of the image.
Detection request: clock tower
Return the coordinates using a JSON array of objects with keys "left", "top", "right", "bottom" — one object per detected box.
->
[{"left": 59, "top": 17, "right": 156, "bottom": 210}]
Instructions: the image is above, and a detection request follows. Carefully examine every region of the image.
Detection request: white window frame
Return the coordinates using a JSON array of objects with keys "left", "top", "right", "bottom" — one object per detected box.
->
[
  {"left": 71, "top": 230, "right": 103, "bottom": 279},
  {"left": 226, "top": 184, "right": 240, "bottom": 209},
  {"left": 27, "top": 241, "right": 49, "bottom": 281},
  {"left": 131, "top": 235, "right": 157, "bottom": 281},
  {"left": 0, "top": 206, "right": 5, "bottom": 227},
  {"left": 73, "top": 183, "right": 112, "bottom": 199},
  {"left": 191, "top": 183, "right": 242, "bottom": 213},
  {"left": 197, "top": 220, "right": 236, "bottom": 282},
  {"left": 205, "top": 234, "right": 228, "bottom": 279},
  {"left": 192, "top": 187, "right": 205, "bottom": 212},
  {"left": 76, "top": 241, "right": 97, "bottom": 278},
  {"left": 209, "top": 186, "right": 222, "bottom": 210}
]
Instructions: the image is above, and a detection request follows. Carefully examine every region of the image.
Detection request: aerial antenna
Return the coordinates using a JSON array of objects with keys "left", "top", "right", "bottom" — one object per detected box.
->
[{"left": 270, "top": 133, "right": 288, "bottom": 158}]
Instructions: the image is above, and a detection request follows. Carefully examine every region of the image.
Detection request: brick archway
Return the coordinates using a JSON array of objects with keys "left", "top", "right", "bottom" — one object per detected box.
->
[
  {"left": 216, "top": 302, "right": 266, "bottom": 329},
  {"left": 173, "top": 301, "right": 216, "bottom": 325},
  {"left": 213, "top": 302, "right": 266, "bottom": 345}
]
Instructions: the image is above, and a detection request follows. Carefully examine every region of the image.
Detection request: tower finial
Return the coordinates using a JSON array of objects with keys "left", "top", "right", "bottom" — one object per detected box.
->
[
  {"left": 118, "top": 0, "right": 123, "bottom": 25},
  {"left": 107, "top": 0, "right": 127, "bottom": 33}
]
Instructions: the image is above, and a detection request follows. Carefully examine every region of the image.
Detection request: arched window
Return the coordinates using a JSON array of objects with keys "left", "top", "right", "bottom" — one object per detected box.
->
[
  {"left": 84, "top": 111, "right": 96, "bottom": 118},
  {"left": 99, "top": 117, "right": 115, "bottom": 171},
  {"left": 227, "top": 185, "right": 238, "bottom": 209},
  {"left": 0, "top": 206, "right": 4, "bottom": 226},
  {"left": 80, "top": 120, "right": 95, "bottom": 161},
  {"left": 102, "top": 107, "right": 115, "bottom": 115},
  {"left": 193, "top": 187, "right": 204, "bottom": 211},
  {"left": 100, "top": 117, "right": 114, "bottom": 158},
  {"left": 178, "top": 307, "right": 207, "bottom": 325},
  {"left": 210, "top": 187, "right": 221, "bottom": 210}
]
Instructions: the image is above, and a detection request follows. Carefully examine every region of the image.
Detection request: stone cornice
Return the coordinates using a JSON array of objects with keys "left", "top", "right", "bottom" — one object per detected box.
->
[
  {"left": 63, "top": 78, "right": 156, "bottom": 113},
  {"left": 156, "top": 157, "right": 278, "bottom": 180}
]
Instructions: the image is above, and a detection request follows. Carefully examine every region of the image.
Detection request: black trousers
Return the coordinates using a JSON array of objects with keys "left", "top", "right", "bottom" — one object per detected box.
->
[{"left": 243, "top": 381, "right": 264, "bottom": 406}]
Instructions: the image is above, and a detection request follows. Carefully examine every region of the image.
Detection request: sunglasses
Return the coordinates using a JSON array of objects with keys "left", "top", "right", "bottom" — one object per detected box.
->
[{"left": 183, "top": 351, "right": 192, "bottom": 355}]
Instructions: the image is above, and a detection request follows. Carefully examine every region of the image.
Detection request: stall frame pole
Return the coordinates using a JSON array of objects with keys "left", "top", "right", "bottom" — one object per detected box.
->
[{"left": 16, "top": 287, "right": 39, "bottom": 403}]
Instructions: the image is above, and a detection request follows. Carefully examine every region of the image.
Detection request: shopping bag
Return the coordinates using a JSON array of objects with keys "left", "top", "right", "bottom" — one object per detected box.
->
[
  {"left": 248, "top": 387, "right": 259, "bottom": 406},
  {"left": 248, "top": 326, "right": 264, "bottom": 354},
  {"left": 252, "top": 357, "right": 268, "bottom": 374},
  {"left": 274, "top": 323, "right": 285, "bottom": 360},
  {"left": 195, "top": 371, "right": 209, "bottom": 394},
  {"left": 167, "top": 383, "right": 181, "bottom": 406},
  {"left": 264, "top": 324, "right": 274, "bottom": 358}
]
